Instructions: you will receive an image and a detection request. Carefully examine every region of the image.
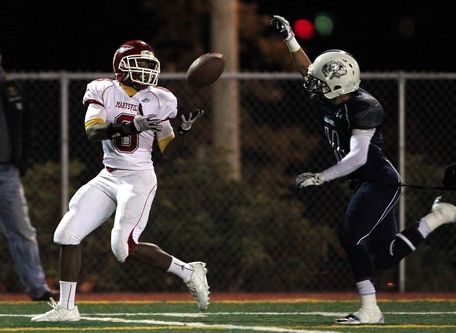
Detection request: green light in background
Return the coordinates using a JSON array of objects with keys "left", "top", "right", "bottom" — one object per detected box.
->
[{"left": 315, "top": 12, "right": 334, "bottom": 36}]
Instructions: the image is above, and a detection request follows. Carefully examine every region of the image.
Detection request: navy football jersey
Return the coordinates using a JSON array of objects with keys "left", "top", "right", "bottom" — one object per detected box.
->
[{"left": 313, "top": 88, "right": 390, "bottom": 181}]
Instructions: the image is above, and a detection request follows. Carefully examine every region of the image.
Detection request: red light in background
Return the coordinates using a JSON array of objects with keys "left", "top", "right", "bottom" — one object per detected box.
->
[{"left": 293, "top": 19, "right": 314, "bottom": 39}]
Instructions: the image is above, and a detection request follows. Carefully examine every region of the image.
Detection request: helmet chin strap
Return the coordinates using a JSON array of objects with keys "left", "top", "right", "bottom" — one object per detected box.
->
[
  {"left": 122, "top": 74, "right": 137, "bottom": 89},
  {"left": 127, "top": 77, "right": 147, "bottom": 91},
  {"left": 330, "top": 94, "right": 353, "bottom": 105},
  {"left": 122, "top": 70, "right": 154, "bottom": 90},
  {"left": 133, "top": 83, "right": 147, "bottom": 90}
]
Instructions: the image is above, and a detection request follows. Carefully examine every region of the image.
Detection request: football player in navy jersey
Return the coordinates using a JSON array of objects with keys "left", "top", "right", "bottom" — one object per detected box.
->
[{"left": 272, "top": 15, "right": 456, "bottom": 324}]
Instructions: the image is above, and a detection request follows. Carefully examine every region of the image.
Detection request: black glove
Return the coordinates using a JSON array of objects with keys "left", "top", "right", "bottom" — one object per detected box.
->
[
  {"left": 443, "top": 163, "right": 456, "bottom": 190},
  {"left": 270, "top": 15, "right": 295, "bottom": 41}
]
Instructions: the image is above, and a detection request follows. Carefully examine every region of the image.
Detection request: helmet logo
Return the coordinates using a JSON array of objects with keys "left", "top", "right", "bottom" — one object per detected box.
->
[
  {"left": 322, "top": 61, "right": 347, "bottom": 80},
  {"left": 118, "top": 45, "right": 134, "bottom": 53},
  {"left": 141, "top": 50, "right": 153, "bottom": 57}
]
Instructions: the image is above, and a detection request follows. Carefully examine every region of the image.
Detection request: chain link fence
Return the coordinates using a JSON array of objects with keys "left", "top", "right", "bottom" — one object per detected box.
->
[{"left": 1, "top": 72, "right": 455, "bottom": 295}]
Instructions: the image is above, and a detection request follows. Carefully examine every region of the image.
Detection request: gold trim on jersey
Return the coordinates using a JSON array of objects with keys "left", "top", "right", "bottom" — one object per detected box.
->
[
  {"left": 85, "top": 118, "right": 106, "bottom": 130},
  {"left": 120, "top": 83, "right": 138, "bottom": 97},
  {"left": 158, "top": 134, "right": 175, "bottom": 152}
]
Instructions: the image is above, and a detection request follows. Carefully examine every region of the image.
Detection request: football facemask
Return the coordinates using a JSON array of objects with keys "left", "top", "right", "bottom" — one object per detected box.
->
[
  {"left": 119, "top": 53, "right": 160, "bottom": 87},
  {"left": 303, "top": 75, "right": 331, "bottom": 99}
]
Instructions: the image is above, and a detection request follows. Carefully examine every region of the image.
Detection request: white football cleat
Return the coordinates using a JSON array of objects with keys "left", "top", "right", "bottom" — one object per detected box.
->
[
  {"left": 185, "top": 261, "right": 210, "bottom": 310},
  {"left": 335, "top": 306, "right": 384, "bottom": 325},
  {"left": 31, "top": 298, "right": 80, "bottom": 322},
  {"left": 423, "top": 196, "right": 456, "bottom": 231}
]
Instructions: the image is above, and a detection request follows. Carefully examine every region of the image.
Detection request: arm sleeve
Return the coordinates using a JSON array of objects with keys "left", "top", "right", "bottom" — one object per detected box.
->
[
  {"left": 155, "top": 120, "right": 175, "bottom": 152},
  {"left": 84, "top": 103, "right": 106, "bottom": 130},
  {"left": 319, "top": 129, "right": 375, "bottom": 182},
  {"left": 161, "top": 93, "right": 178, "bottom": 120},
  {"left": 154, "top": 87, "right": 178, "bottom": 120}
]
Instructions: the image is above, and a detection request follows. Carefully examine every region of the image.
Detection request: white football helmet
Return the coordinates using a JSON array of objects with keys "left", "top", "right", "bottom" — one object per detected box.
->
[{"left": 305, "top": 49, "right": 360, "bottom": 99}]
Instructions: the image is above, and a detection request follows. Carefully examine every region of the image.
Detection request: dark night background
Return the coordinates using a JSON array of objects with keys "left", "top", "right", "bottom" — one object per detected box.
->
[{"left": 1, "top": 0, "right": 455, "bottom": 72}]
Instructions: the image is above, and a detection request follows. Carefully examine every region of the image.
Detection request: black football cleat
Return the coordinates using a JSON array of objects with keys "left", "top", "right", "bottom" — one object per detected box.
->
[{"left": 31, "top": 288, "right": 60, "bottom": 301}]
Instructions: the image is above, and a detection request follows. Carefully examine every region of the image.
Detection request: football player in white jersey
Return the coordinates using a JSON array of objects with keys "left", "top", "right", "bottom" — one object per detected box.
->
[{"left": 32, "top": 40, "right": 209, "bottom": 322}]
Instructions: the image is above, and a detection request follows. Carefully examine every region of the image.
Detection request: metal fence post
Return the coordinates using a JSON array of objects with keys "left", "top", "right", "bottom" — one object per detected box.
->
[
  {"left": 398, "top": 72, "right": 407, "bottom": 292},
  {"left": 60, "top": 72, "right": 69, "bottom": 217}
]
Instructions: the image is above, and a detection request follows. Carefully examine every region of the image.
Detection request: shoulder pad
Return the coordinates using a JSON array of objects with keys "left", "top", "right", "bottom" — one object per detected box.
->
[
  {"left": 349, "top": 90, "right": 384, "bottom": 129},
  {"left": 150, "top": 86, "right": 176, "bottom": 100},
  {"left": 83, "top": 79, "right": 115, "bottom": 106}
]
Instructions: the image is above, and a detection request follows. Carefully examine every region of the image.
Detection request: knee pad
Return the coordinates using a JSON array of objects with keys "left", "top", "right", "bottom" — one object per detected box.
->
[
  {"left": 53, "top": 212, "right": 82, "bottom": 245},
  {"left": 111, "top": 230, "right": 129, "bottom": 263},
  {"left": 111, "top": 232, "right": 138, "bottom": 263}
]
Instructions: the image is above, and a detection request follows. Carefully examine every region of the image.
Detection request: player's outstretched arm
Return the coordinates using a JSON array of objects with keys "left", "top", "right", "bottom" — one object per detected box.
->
[{"left": 270, "top": 15, "right": 312, "bottom": 77}]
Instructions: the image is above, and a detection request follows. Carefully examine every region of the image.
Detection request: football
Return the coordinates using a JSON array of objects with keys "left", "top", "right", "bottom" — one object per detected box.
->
[{"left": 186, "top": 53, "right": 225, "bottom": 87}]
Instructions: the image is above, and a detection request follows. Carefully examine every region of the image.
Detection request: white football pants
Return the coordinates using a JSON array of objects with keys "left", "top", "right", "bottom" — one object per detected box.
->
[{"left": 54, "top": 168, "right": 157, "bottom": 262}]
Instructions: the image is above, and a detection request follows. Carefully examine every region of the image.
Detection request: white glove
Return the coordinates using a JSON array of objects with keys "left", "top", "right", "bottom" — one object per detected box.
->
[
  {"left": 296, "top": 172, "right": 325, "bottom": 188},
  {"left": 133, "top": 114, "right": 162, "bottom": 132},
  {"left": 271, "top": 15, "right": 295, "bottom": 42},
  {"left": 178, "top": 109, "right": 204, "bottom": 134}
]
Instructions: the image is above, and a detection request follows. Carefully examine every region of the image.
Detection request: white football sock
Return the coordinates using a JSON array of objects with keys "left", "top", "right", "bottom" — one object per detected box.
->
[
  {"left": 360, "top": 293, "right": 378, "bottom": 309},
  {"left": 356, "top": 280, "right": 377, "bottom": 308},
  {"left": 58, "top": 281, "right": 77, "bottom": 310},
  {"left": 417, "top": 218, "right": 433, "bottom": 238},
  {"left": 167, "top": 257, "right": 193, "bottom": 282}
]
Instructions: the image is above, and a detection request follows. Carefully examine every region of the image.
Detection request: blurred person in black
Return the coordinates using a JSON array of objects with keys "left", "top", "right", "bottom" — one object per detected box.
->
[
  {"left": 0, "top": 50, "right": 59, "bottom": 301},
  {"left": 271, "top": 15, "right": 456, "bottom": 324}
]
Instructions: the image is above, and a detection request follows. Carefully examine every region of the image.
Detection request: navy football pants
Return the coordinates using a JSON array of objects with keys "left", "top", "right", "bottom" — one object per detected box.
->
[{"left": 338, "top": 171, "right": 424, "bottom": 282}]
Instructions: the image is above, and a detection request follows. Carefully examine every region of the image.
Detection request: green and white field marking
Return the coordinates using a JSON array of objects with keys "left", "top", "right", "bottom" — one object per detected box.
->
[{"left": 1, "top": 310, "right": 456, "bottom": 332}]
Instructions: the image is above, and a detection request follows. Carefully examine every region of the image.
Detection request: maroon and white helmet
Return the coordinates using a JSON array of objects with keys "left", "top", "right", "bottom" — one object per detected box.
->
[{"left": 113, "top": 40, "right": 160, "bottom": 87}]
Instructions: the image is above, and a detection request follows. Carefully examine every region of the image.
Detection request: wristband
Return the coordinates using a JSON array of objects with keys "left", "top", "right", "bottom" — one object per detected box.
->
[
  {"left": 107, "top": 122, "right": 138, "bottom": 139},
  {"left": 286, "top": 37, "right": 301, "bottom": 52}
]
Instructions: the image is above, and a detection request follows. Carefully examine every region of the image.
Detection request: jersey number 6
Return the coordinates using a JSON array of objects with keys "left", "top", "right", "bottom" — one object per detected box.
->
[{"left": 114, "top": 114, "right": 139, "bottom": 153}]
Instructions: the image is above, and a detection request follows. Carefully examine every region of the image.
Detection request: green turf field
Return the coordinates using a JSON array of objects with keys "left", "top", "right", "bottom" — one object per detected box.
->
[{"left": 0, "top": 300, "right": 455, "bottom": 332}]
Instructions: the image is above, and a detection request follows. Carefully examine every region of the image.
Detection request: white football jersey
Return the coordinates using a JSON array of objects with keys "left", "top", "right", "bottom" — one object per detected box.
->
[{"left": 83, "top": 79, "right": 177, "bottom": 170}]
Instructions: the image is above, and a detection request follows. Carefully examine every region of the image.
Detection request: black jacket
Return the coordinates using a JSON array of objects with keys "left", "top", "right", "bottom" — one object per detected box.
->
[{"left": 0, "top": 79, "right": 31, "bottom": 174}]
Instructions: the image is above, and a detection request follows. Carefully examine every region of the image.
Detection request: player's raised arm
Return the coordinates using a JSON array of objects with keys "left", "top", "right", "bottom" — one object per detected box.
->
[{"left": 270, "top": 15, "right": 312, "bottom": 77}]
